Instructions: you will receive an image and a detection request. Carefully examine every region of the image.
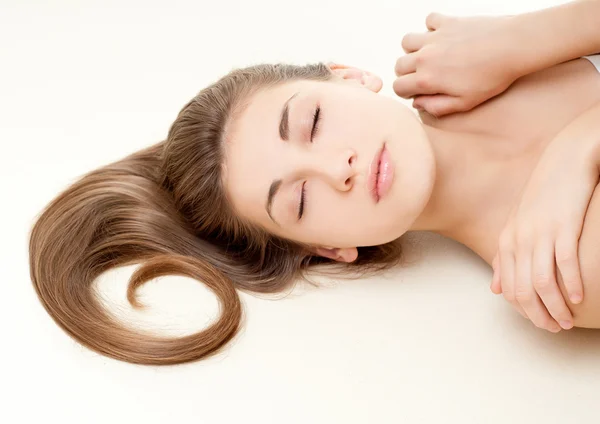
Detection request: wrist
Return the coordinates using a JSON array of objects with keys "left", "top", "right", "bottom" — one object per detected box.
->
[
  {"left": 502, "top": 13, "right": 556, "bottom": 78},
  {"left": 497, "top": 15, "right": 532, "bottom": 81},
  {"left": 503, "top": 1, "right": 600, "bottom": 78}
]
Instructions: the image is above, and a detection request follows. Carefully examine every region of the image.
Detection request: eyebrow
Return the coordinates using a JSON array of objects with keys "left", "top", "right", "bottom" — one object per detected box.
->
[
  {"left": 279, "top": 91, "right": 299, "bottom": 141},
  {"left": 266, "top": 91, "right": 300, "bottom": 225}
]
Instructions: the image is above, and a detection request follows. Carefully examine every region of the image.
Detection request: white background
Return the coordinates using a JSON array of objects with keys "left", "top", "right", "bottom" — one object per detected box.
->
[{"left": 2, "top": 0, "right": 600, "bottom": 423}]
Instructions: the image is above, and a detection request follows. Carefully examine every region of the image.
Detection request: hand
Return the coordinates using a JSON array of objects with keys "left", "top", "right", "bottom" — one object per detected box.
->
[
  {"left": 490, "top": 137, "right": 599, "bottom": 332},
  {"left": 393, "top": 13, "right": 519, "bottom": 117}
]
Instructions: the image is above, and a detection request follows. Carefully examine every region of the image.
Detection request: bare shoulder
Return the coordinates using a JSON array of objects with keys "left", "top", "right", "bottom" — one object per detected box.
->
[{"left": 562, "top": 183, "right": 600, "bottom": 328}]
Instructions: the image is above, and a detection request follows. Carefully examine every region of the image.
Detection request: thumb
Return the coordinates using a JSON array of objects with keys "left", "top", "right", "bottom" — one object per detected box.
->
[{"left": 413, "top": 95, "right": 465, "bottom": 117}]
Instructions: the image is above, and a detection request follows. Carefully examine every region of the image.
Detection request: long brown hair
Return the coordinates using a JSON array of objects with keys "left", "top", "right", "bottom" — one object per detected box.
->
[{"left": 28, "top": 62, "right": 409, "bottom": 366}]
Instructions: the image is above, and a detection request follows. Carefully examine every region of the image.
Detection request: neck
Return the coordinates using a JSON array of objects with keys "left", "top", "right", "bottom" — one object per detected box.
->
[{"left": 408, "top": 125, "right": 513, "bottom": 264}]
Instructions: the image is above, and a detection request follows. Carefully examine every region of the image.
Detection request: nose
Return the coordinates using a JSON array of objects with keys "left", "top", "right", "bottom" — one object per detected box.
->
[{"left": 293, "top": 146, "right": 358, "bottom": 191}]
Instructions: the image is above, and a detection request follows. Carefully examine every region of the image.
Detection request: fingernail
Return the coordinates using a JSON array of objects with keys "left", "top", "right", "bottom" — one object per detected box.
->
[
  {"left": 559, "top": 320, "right": 573, "bottom": 330},
  {"left": 570, "top": 293, "right": 582, "bottom": 304},
  {"left": 549, "top": 323, "right": 562, "bottom": 333}
]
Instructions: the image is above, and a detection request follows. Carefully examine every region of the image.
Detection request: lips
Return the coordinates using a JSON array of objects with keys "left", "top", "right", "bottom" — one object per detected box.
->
[
  {"left": 367, "top": 143, "right": 394, "bottom": 203},
  {"left": 367, "top": 144, "right": 385, "bottom": 203}
]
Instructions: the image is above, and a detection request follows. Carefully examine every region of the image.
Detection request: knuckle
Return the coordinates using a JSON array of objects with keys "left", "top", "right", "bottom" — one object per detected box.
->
[
  {"left": 502, "top": 290, "right": 515, "bottom": 303},
  {"left": 557, "top": 225, "right": 578, "bottom": 238},
  {"left": 532, "top": 273, "right": 553, "bottom": 291},
  {"left": 515, "top": 229, "right": 534, "bottom": 246},
  {"left": 555, "top": 249, "right": 575, "bottom": 266},
  {"left": 415, "top": 74, "right": 432, "bottom": 90},
  {"left": 515, "top": 286, "right": 532, "bottom": 303},
  {"left": 555, "top": 233, "right": 577, "bottom": 254},
  {"left": 414, "top": 52, "right": 426, "bottom": 67},
  {"left": 425, "top": 12, "right": 440, "bottom": 27},
  {"left": 498, "top": 234, "right": 513, "bottom": 253}
]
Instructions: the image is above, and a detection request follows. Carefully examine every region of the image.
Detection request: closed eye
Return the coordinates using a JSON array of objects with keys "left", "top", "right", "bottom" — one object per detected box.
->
[
  {"left": 298, "top": 105, "right": 321, "bottom": 220},
  {"left": 310, "top": 105, "right": 320, "bottom": 142},
  {"left": 298, "top": 181, "right": 307, "bottom": 220}
]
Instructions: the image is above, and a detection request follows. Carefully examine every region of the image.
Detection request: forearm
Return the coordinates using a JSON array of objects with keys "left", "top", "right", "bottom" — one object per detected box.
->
[
  {"left": 505, "top": 0, "right": 600, "bottom": 78},
  {"left": 544, "top": 102, "right": 600, "bottom": 174}
]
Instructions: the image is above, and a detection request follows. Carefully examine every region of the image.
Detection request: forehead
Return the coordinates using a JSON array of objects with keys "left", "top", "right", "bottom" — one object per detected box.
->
[{"left": 238, "top": 78, "right": 312, "bottom": 127}]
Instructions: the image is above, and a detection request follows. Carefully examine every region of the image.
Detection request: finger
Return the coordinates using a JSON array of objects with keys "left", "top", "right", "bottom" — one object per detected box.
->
[
  {"left": 514, "top": 245, "right": 561, "bottom": 332},
  {"left": 401, "top": 32, "right": 429, "bottom": 53},
  {"left": 555, "top": 233, "right": 584, "bottom": 304},
  {"left": 413, "top": 95, "right": 466, "bottom": 117},
  {"left": 425, "top": 12, "right": 445, "bottom": 31},
  {"left": 492, "top": 249, "right": 526, "bottom": 318},
  {"left": 498, "top": 243, "right": 532, "bottom": 319},
  {"left": 499, "top": 247, "right": 519, "bottom": 312},
  {"left": 394, "top": 53, "right": 417, "bottom": 77},
  {"left": 532, "top": 239, "right": 574, "bottom": 329},
  {"left": 393, "top": 73, "right": 439, "bottom": 99},
  {"left": 490, "top": 252, "right": 502, "bottom": 294}
]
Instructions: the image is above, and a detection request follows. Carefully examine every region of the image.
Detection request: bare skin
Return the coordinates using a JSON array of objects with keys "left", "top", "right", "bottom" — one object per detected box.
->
[
  {"left": 418, "top": 57, "right": 600, "bottom": 328},
  {"left": 224, "top": 57, "right": 600, "bottom": 330},
  {"left": 391, "top": 8, "right": 600, "bottom": 333}
]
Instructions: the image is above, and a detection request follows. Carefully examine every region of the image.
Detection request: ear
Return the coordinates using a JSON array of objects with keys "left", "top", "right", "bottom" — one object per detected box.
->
[
  {"left": 326, "top": 62, "right": 383, "bottom": 93},
  {"left": 310, "top": 245, "right": 359, "bottom": 263}
]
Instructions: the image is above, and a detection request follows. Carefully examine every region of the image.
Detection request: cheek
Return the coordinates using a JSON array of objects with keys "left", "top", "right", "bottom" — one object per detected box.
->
[{"left": 308, "top": 184, "right": 369, "bottom": 224}]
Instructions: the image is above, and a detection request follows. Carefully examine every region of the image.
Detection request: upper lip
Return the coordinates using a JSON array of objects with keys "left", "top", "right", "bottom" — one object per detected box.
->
[{"left": 367, "top": 143, "right": 385, "bottom": 202}]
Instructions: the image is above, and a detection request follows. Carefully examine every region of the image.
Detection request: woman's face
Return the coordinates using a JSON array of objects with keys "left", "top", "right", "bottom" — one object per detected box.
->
[{"left": 223, "top": 65, "right": 436, "bottom": 261}]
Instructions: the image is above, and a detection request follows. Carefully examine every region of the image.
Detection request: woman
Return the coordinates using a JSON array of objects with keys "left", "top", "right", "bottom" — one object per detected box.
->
[{"left": 28, "top": 3, "right": 600, "bottom": 366}]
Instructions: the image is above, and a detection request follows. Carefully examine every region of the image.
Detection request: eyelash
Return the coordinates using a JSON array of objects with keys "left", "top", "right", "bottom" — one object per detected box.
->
[
  {"left": 298, "top": 105, "right": 321, "bottom": 220},
  {"left": 298, "top": 181, "right": 307, "bottom": 220},
  {"left": 310, "top": 105, "right": 321, "bottom": 142}
]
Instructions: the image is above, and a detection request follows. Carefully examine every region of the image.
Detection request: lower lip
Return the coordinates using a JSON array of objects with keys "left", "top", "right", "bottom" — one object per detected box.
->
[{"left": 376, "top": 146, "right": 394, "bottom": 200}]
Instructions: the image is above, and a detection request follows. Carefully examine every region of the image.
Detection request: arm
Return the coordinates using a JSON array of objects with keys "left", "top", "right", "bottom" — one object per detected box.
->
[
  {"left": 551, "top": 102, "right": 600, "bottom": 328},
  {"left": 393, "top": 1, "right": 600, "bottom": 116},
  {"left": 507, "top": 0, "right": 600, "bottom": 78},
  {"left": 567, "top": 171, "right": 600, "bottom": 328},
  {"left": 545, "top": 101, "right": 600, "bottom": 171},
  {"left": 491, "top": 101, "right": 600, "bottom": 332}
]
